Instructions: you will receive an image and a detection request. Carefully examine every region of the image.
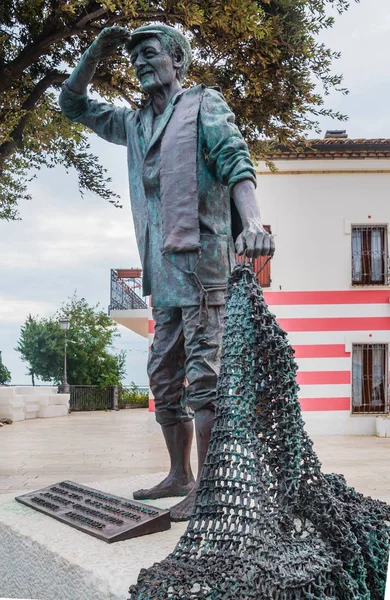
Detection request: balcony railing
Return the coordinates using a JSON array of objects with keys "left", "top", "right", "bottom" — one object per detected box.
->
[{"left": 109, "top": 269, "right": 148, "bottom": 310}]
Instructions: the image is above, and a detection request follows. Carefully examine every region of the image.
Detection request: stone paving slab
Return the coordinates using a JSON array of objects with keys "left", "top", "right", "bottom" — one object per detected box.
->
[
  {"left": 1, "top": 409, "right": 390, "bottom": 503},
  {"left": 0, "top": 411, "right": 193, "bottom": 497}
]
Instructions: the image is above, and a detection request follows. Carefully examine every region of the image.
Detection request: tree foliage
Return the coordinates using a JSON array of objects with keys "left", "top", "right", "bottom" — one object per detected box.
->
[
  {"left": 1, "top": 0, "right": 358, "bottom": 220},
  {"left": 15, "top": 295, "right": 126, "bottom": 385},
  {"left": 0, "top": 351, "right": 11, "bottom": 384},
  {"left": 15, "top": 315, "right": 62, "bottom": 385}
]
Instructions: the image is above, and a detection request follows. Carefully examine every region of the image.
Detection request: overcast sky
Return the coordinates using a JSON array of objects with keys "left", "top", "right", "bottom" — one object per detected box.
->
[{"left": 1, "top": 0, "right": 389, "bottom": 385}]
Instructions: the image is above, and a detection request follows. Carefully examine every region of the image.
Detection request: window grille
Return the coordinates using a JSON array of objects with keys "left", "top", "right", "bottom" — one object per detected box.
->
[
  {"left": 351, "top": 344, "right": 388, "bottom": 414},
  {"left": 351, "top": 225, "right": 389, "bottom": 285},
  {"left": 236, "top": 225, "right": 272, "bottom": 288}
]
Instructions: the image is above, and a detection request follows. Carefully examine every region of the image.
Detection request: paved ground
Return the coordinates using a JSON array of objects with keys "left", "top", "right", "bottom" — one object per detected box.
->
[{"left": 1, "top": 409, "right": 389, "bottom": 504}]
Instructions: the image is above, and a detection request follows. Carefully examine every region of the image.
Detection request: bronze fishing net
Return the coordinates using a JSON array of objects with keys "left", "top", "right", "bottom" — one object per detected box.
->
[{"left": 129, "top": 263, "right": 390, "bottom": 599}]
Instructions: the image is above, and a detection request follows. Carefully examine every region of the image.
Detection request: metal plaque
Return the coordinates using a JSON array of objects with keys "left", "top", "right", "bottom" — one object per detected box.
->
[{"left": 15, "top": 481, "right": 171, "bottom": 543}]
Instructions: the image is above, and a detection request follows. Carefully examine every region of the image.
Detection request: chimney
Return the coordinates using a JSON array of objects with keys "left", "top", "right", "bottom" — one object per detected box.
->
[{"left": 324, "top": 130, "right": 348, "bottom": 139}]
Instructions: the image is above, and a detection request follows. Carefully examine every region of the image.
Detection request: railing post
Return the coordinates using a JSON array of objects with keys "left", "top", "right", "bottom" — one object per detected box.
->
[
  {"left": 112, "top": 385, "right": 119, "bottom": 411},
  {"left": 69, "top": 385, "right": 74, "bottom": 411}
]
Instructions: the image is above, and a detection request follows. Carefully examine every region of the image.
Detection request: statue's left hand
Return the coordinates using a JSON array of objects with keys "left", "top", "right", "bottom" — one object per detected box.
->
[
  {"left": 231, "top": 179, "right": 275, "bottom": 259},
  {"left": 235, "top": 220, "right": 275, "bottom": 259}
]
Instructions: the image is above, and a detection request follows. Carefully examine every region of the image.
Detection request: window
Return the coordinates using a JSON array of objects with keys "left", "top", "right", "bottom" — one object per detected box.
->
[
  {"left": 236, "top": 225, "right": 272, "bottom": 288},
  {"left": 351, "top": 225, "right": 388, "bottom": 285},
  {"left": 352, "top": 344, "right": 388, "bottom": 414}
]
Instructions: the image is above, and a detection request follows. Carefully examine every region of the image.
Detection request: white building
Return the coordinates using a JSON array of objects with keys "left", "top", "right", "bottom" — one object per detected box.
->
[{"left": 110, "top": 132, "right": 390, "bottom": 435}]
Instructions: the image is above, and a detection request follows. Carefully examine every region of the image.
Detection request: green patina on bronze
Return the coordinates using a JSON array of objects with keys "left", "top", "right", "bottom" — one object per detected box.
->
[
  {"left": 59, "top": 81, "right": 255, "bottom": 308},
  {"left": 129, "top": 263, "right": 390, "bottom": 599}
]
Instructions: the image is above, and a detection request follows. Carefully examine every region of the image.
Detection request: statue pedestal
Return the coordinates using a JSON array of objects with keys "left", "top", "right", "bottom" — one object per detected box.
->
[{"left": 0, "top": 474, "right": 186, "bottom": 600}]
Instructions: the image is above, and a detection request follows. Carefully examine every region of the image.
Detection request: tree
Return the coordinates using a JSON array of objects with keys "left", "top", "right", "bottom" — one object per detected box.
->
[
  {"left": 15, "top": 295, "right": 126, "bottom": 385},
  {"left": 1, "top": 0, "right": 357, "bottom": 220},
  {"left": 0, "top": 351, "right": 11, "bottom": 384},
  {"left": 58, "top": 294, "right": 126, "bottom": 385},
  {"left": 15, "top": 315, "right": 63, "bottom": 385}
]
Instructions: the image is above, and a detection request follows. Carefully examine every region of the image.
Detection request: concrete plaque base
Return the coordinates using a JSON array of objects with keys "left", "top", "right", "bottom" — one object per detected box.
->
[{"left": 0, "top": 474, "right": 187, "bottom": 600}]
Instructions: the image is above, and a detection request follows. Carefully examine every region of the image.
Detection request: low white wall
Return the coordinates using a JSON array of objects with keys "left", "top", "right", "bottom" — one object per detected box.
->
[
  {"left": 302, "top": 411, "right": 377, "bottom": 436},
  {"left": 0, "top": 386, "right": 70, "bottom": 421},
  {"left": 148, "top": 408, "right": 378, "bottom": 437}
]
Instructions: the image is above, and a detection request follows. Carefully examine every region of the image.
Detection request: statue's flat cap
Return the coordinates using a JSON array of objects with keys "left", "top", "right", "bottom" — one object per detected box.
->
[{"left": 126, "top": 23, "right": 191, "bottom": 61}]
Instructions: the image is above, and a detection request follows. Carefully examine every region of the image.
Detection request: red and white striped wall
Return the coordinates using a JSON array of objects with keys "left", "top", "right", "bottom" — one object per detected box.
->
[
  {"left": 147, "top": 289, "right": 390, "bottom": 435},
  {"left": 148, "top": 316, "right": 155, "bottom": 415},
  {"left": 265, "top": 290, "right": 390, "bottom": 416}
]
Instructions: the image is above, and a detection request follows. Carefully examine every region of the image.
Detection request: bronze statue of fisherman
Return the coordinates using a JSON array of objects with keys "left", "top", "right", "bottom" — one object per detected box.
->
[{"left": 59, "top": 23, "right": 274, "bottom": 521}]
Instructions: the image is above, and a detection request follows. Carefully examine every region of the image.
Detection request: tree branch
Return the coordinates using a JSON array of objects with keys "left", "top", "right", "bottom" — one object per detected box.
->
[
  {"left": 91, "top": 75, "right": 139, "bottom": 109},
  {"left": 0, "top": 5, "right": 109, "bottom": 94},
  {"left": 76, "top": 7, "right": 108, "bottom": 29},
  {"left": 0, "top": 6, "right": 178, "bottom": 93},
  {"left": 0, "top": 70, "right": 138, "bottom": 169},
  {"left": 104, "top": 11, "right": 175, "bottom": 27},
  {"left": 0, "top": 72, "right": 67, "bottom": 166}
]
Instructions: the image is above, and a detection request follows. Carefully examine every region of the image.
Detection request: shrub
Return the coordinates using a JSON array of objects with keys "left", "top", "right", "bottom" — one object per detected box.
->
[{"left": 119, "top": 383, "right": 148, "bottom": 409}]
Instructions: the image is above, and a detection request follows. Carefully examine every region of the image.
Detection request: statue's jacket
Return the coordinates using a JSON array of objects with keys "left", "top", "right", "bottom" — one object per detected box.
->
[{"left": 59, "top": 83, "right": 256, "bottom": 307}]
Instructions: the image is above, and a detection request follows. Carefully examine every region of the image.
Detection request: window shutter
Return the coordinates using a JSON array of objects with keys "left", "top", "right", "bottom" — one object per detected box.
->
[
  {"left": 351, "top": 344, "right": 388, "bottom": 414},
  {"left": 351, "top": 225, "right": 388, "bottom": 285}
]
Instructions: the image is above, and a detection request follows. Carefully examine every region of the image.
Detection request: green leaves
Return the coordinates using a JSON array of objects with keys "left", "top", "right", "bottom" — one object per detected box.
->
[
  {"left": 15, "top": 295, "right": 126, "bottom": 385},
  {"left": 57, "top": 295, "right": 126, "bottom": 386},
  {"left": 15, "top": 314, "right": 64, "bottom": 384},
  {"left": 1, "top": 0, "right": 358, "bottom": 219},
  {"left": 119, "top": 382, "right": 148, "bottom": 407},
  {"left": 0, "top": 351, "right": 11, "bottom": 384}
]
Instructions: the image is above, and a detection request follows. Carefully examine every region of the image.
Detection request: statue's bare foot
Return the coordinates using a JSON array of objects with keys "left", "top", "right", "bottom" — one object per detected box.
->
[
  {"left": 169, "top": 483, "right": 198, "bottom": 521},
  {"left": 133, "top": 474, "right": 195, "bottom": 500}
]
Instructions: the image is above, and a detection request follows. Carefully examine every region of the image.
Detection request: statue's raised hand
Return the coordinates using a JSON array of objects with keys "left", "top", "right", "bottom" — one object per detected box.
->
[{"left": 89, "top": 27, "right": 131, "bottom": 62}]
